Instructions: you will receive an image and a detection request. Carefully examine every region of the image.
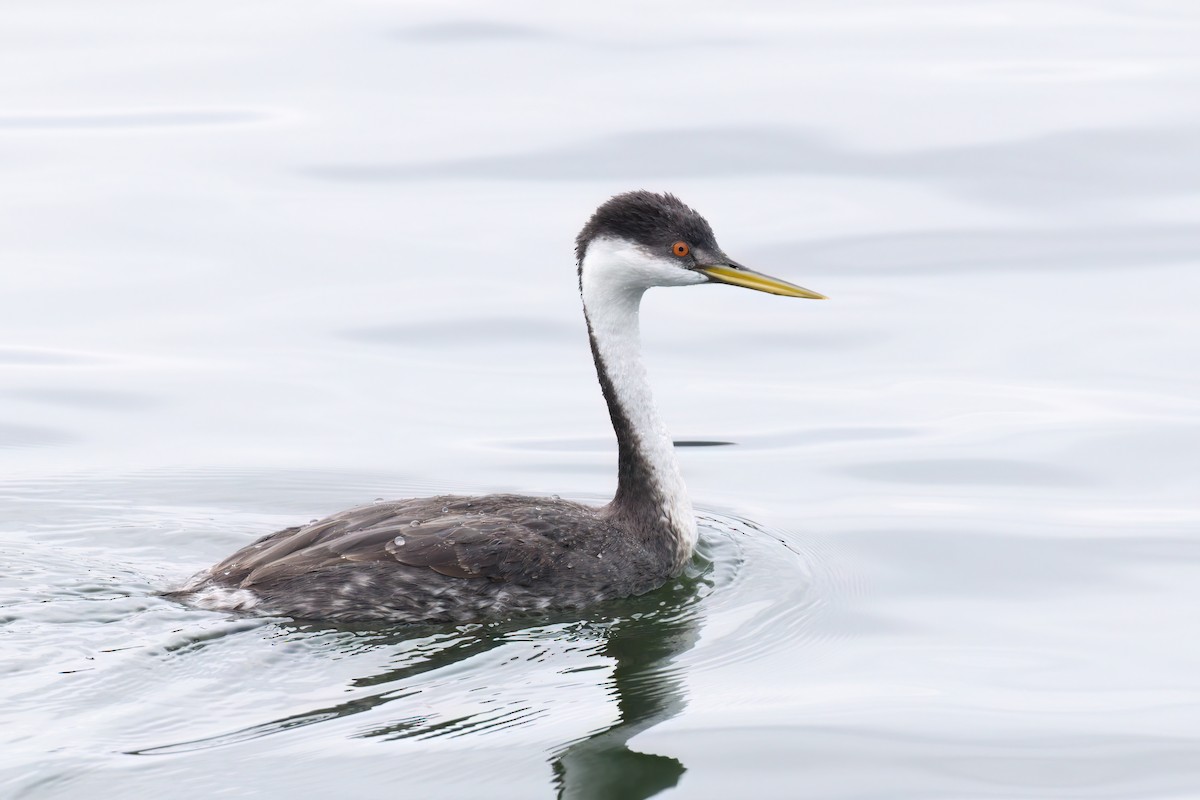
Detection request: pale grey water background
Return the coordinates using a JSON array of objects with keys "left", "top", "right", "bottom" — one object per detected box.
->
[{"left": 3, "top": 2, "right": 1200, "bottom": 798}]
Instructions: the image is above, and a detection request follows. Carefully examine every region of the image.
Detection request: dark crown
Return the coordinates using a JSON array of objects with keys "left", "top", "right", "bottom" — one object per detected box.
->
[{"left": 575, "top": 191, "right": 719, "bottom": 265}]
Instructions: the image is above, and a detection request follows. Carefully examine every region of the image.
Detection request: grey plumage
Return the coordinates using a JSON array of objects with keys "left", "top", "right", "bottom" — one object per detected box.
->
[{"left": 169, "top": 494, "right": 676, "bottom": 623}]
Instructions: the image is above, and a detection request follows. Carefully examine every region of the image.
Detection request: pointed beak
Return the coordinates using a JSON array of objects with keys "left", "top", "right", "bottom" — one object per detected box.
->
[{"left": 696, "top": 261, "right": 826, "bottom": 299}]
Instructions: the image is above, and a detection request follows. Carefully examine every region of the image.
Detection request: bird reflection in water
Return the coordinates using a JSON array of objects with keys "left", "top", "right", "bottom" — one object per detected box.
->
[
  {"left": 550, "top": 600, "right": 699, "bottom": 800},
  {"left": 136, "top": 565, "right": 708, "bottom": 800}
]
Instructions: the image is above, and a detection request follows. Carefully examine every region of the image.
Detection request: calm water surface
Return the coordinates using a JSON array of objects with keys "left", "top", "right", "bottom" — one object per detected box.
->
[{"left": 3, "top": 2, "right": 1199, "bottom": 798}]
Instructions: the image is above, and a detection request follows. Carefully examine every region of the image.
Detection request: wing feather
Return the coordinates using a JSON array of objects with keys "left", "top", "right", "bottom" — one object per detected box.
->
[{"left": 231, "top": 498, "right": 589, "bottom": 589}]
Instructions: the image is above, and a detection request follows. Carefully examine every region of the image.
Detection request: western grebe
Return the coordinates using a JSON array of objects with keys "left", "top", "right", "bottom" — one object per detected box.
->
[{"left": 169, "top": 191, "right": 824, "bottom": 622}]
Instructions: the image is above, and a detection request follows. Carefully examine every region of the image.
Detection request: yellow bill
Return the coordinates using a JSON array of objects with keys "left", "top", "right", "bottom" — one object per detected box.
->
[{"left": 697, "top": 264, "right": 826, "bottom": 299}]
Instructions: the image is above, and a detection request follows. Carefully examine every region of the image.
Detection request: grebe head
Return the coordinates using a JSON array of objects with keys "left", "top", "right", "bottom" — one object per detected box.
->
[{"left": 576, "top": 190, "right": 825, "bottom": 298}]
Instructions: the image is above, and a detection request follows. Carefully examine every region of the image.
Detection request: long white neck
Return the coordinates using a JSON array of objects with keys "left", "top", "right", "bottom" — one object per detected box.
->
[{"left": 579, "top": 238, "right": 698, "bottom": 569}]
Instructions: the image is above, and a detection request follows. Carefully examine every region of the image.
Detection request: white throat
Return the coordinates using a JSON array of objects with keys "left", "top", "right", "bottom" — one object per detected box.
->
[{"left": 579, "top": 237, "right": 701, "bottom": 558}]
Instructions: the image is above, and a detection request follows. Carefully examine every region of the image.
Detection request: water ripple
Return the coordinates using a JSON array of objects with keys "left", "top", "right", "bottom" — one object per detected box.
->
[
  {"left": 0, "top": 422, "right": 79, "bottom": 449},
  {"left": 0, "top": 480, "right": 833, "bottom": 768},
  {"left": 302, "top": 124, "right": 1200, "bottom": 206},
  {"left": 0, "top": 109, "right": 274, "bottom": 131}
]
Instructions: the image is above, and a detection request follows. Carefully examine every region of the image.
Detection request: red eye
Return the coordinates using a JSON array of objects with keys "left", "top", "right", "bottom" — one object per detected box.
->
[{"left": 672, "top": 241, "right": 690, "bottom": 257}]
